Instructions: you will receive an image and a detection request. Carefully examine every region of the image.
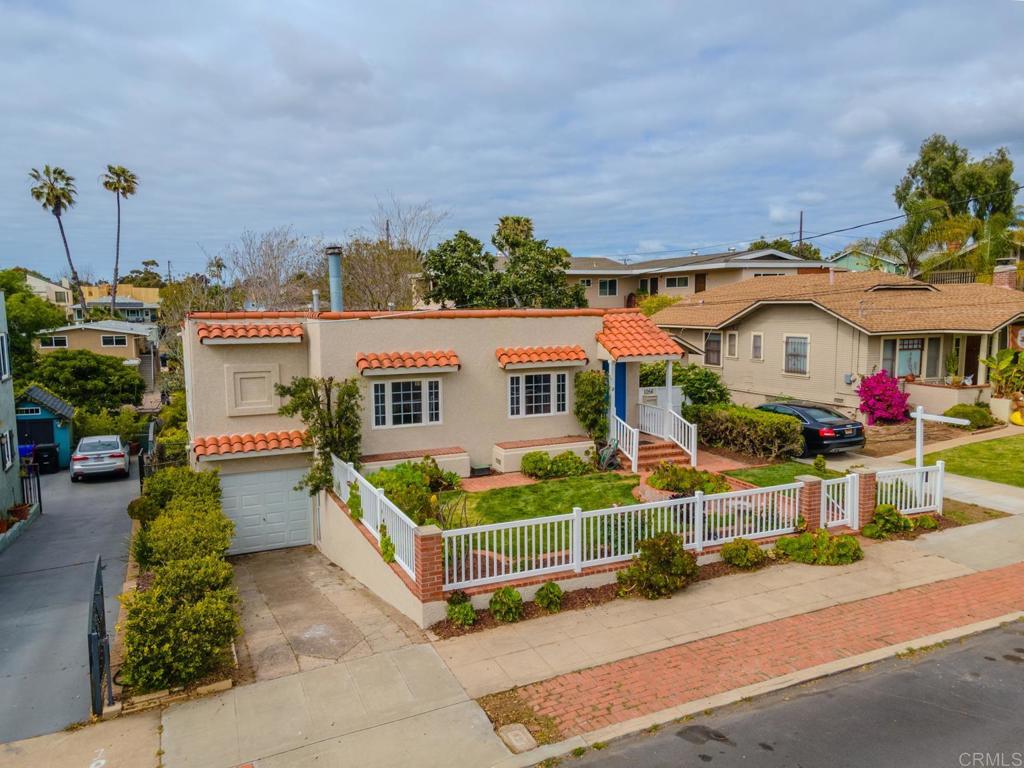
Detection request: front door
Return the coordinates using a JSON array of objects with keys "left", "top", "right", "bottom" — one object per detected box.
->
[
  {"left": 648, "top": 277, "right": 659, "bottom": 295},
  {"left": 694, "top": 273, "right": 707, "bottom": 293},
  {"left": 963, "top": 336, "right": 981, "bottom": 382},
  {"left": 601, "top": 361, "right": 629, "bottom": 421}
]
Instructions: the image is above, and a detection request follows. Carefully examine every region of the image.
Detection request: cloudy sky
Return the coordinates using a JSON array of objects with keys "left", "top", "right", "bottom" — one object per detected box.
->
[{"left": 2, "top": 0, "right": 1023, "bottom": 280}]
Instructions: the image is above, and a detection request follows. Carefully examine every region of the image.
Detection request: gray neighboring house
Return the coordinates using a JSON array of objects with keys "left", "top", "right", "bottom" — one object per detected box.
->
[{"left": 0, "top": 293, "right": 24, "bottom": 513}]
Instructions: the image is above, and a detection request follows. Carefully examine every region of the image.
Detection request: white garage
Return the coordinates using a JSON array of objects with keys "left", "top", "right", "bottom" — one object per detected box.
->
[{"left": 220, "top": 468, "right": 312, "bottom": 554}]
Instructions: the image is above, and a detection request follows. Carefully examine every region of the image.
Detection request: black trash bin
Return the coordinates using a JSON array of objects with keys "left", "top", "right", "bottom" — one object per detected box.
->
[{"left": 33, "top": 443, "right": 60, "bottom": 474}]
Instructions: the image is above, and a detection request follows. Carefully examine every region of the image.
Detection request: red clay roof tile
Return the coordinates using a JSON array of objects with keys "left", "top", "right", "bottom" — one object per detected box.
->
[
  {"left": 192, "top": 430, "right": 309, "bottom": 457},
  {"left": 197, "top": 323, "right": 304, "bottom": 342},
  {"left": 596, "top": 312, "right": 683, "bottom": 359},
  {"left": 355, "top": 350, "right": 460, "bottom": 372},
  {"left": 495, "top": 345, "right": 588, "bottom": 368}
]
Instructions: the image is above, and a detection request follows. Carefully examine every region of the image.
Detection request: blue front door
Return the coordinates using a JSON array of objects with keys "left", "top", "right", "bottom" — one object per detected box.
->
[{"left": 602, "top": 361, "right": 628, "bottom": 421}]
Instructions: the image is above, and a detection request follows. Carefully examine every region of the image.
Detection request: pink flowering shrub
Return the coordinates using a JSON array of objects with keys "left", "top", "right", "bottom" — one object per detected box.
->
[{"left": 856, "top": 371, "right": 910, "bottom": 425}]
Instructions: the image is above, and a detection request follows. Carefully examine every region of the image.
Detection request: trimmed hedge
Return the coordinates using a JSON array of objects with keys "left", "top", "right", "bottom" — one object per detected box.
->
[
  {"left": 142, "top": 466, "right": 221, "bottom": 509},
  {"left": 681, "top": 404, "right": 804, "bottom": 460},
  {"left": 520, "top": 450, "right": 590, "bottom": 480},
  {"left": 943, "top": 403, "right": 996, "bottom": 430},
  {"left": 144, "top": 499, "right": 234, "bottom": 567}
]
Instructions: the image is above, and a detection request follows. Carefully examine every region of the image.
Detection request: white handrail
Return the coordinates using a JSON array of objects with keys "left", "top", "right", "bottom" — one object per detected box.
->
[
  {"left": 637, "top": 403, "right": 664, "bottom": 438},
  {"left": 664, "top": 409, "right": 698, "bottom": 466},
  {"left": 613, "top": 415, "right": 639, "bottom": 473}
]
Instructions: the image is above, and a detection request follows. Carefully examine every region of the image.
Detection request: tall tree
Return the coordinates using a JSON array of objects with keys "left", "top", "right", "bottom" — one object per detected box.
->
[
  {"left": 422, "top": 231, "right": 496, "bottom": 308},
  {"left": 28, "top": 166, "right": 86, "bottom": 309},
  {"left": 101, "top": 165, "right": 139, "bottom": 316},
  {"left": 748, "top": 237, "right": 821, "bottom": 260},
  {"left": 878, "top": 197, "right": 952, "bottom": 276},
  {"left": 0, "top": 269, "right": 67, "bottom": 380}
]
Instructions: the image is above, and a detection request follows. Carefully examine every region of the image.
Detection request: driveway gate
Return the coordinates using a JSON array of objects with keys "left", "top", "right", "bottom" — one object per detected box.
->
[{"left": 88, "top": 556, "right": 114, "bottom": 716}]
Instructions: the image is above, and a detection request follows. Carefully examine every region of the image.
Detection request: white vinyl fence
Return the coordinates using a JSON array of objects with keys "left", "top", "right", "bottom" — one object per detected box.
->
[
  {"left": 613, "top": 415, "right": 639, "bottom": 472},
  {"left": 821, "top": 473, "right": 859, "bottom": 528},
  {"left": 876, "top": 462, "right": 944, "bottom": 515},
  {"left": 636, "top": 401, "right": 698, "bottom": 466},
  {"left": 442, "top": 482, "right": 802, "bottom": 590},
  {"left": 332, "top": 456, "right": 417, "bottom": 579}
]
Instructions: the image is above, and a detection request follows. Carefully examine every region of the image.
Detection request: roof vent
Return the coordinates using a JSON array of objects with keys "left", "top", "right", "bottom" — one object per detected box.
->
[
  {"left": 728, "top": 247, "right": 736, "bottom": 253},
  {"left": 690, "top": 250, "right": 698, "bottom": 256}
]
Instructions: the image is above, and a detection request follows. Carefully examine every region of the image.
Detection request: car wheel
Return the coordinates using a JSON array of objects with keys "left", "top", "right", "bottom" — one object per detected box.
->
[{"left": 70, "top": 475, "right": 78, "bottom": 483}]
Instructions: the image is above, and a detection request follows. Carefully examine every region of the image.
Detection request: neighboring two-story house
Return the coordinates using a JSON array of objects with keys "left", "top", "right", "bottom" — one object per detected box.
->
[
  {"left": 0, "top": 294, "right": 24, "bottom": 519},
  {"left": 568, "top": 248, "right": 837, "bottom": 308},
  {"left": 652, "top": 271, "right": 1024, "bottom": 415}
]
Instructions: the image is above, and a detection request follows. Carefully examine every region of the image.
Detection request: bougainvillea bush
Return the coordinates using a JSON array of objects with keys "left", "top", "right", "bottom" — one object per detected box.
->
[{"left": 856, "top": 371, "right": 910, "bottom": 425}]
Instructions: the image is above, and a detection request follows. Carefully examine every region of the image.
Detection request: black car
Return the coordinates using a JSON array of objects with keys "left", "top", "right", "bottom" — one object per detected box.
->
[{"left": 756, "top": 401, "right": 865, "bottom": 457}]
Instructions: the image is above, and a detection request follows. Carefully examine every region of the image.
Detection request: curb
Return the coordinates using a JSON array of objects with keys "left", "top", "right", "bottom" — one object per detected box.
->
[{"left": 489, "top": 610, "right": 1024, "bottom": 768}]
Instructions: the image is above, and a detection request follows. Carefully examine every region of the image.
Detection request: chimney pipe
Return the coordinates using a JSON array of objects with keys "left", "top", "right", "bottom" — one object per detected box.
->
[
  {"left": 311, "top": 289, "right": 321, "bottom": 312},
  {"left": 829, "top": 267, "right": 835, "bottom": 285},
  {"left": 325, "top": 245, "right": 344, "bottom": 312}
]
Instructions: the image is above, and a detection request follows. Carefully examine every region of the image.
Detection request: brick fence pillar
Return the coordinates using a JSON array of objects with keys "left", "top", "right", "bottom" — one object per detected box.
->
[
  {"left": 852, "top": 468, "right": 877, "bottom": 530},
  {"left": 414, "top": 525, "right": 445, "bottom": 603},
  {"left": 795, "top": 476, "right": 822, "bottom": 531}
]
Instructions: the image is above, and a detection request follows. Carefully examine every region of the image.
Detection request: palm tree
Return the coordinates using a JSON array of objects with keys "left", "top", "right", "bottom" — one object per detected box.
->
[
  {"left": 878, "top": 197, "right": 954, "bottom": 277},
  {"left": 101, "top": 165, "right": 139, "bottom": 317},
  {"left": 29, "top": 165, "right": 86, "bottom": 309}
]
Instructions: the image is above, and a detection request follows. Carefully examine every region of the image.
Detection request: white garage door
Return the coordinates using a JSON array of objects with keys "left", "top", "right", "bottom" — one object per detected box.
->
[{"left": 220, "top": 468, "right": 312, "bottom": 554}]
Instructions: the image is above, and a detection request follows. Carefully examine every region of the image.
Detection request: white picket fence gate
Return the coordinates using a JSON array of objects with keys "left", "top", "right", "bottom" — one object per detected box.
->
[
  {"left": 876, "top": 462, "right": 945, "bottom": 515},
  {"left": 332, "top": 456, "right": 418, "bottom": 579},
  {"left": 442, "top": 482, "right": 801, "bottom": 590},
  {"left": 820, "top": 473, "right": 858, "bottom": 528}
]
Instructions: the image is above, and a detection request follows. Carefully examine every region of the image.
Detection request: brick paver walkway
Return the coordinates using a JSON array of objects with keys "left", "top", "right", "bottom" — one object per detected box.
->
[{"left": 518, "top": 561, "right": 1024, "bottom": 736}]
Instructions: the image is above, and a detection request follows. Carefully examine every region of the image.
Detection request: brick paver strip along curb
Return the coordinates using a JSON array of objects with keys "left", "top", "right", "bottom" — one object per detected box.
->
[{"left": 516, "top": 561, "right": 1024, "bottom": 736}]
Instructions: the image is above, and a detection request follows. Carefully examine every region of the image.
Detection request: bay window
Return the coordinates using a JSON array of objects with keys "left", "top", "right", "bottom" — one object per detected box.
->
[
  {"left": 372, "top": 379, "right": 442, "bottom": 428},
  {"left": 509, "top": 372, "right": 568, "bottom": 417},
  {"left": 882, "top": 337, "right": 932, "bottom": 378}
]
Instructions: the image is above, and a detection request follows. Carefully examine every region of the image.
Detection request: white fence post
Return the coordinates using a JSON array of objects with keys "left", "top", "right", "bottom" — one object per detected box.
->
[
  {"left": 374, "top": 488, "right": 386, "bottom": 534},
  {"left": 572, "top": 506, "right": 583, "bottom": 573},
  {"left": 935, "top": 460, "right": 945, "bottom": 516},
  {"left": 849, "top": 472, "right": 860, "bottom": 530},
  {"left": 693, "top": 491, "right": 704, "bottom": 552}
]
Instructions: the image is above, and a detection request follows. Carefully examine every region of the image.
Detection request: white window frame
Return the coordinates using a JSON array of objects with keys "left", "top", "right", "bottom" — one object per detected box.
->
[
  {"left": 101, "top": 335, "right": 128, "bottom": 348},
  {"left": 16, "top": 406, "right": 42, "bottom": 416},
  {"left": 750, "top": 332, "right": 764, "bottom": 362},
  {"left": 53, "top": 290, "right": 68, "bottom": 303},
  {"left": 508, "top": 372, "right": 569, "bottom": 418},
  {"left": 0, "top": 333, "right": 9, "bottom": 380},
  {"left": 40, "top": 335, "right": 68, "bottom": 349},
  {"left": 703, "top": 332, "right": 722, "bottom": 367},
  {"left": 0, "top": 431, "right": 12, "bottom": 471},
  {"left": 578, "top": 278, "right": 592, "bottom": 287},
  {"left": 783, "top": 334, "right": 810, "bottom": 376},
  {"left": 753, "top": 272, "right": 785, "bottom": 278},
  {"left": 665, "top": 276, "right": 689, "bottom": 288},
  {"left": 371, "top": 378, "right": 443, "bottom": 429},
  {"left": 598, "top": 279, "right": 618, "bottom": 297},
  {"left": 725, "top": 331, "right": 739, "bottom": 359}
]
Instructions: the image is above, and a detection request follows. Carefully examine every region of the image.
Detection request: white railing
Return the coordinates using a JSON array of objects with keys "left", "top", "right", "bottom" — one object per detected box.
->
[
  {"left": 442, "top": 482, "right": 802, "bottom": 589},
  {"left": 614, "top": 415, "right": 639, "bottom": 473},
  {"left": 821, "top": 473, "right": 859, "bottom": 529},
  {"left": 332, "top": 456, "right": 417, "bottom": 579},
  {"left": 665, "top": 409, "right": 698, "bottom": 466},
  {"left": 637, "top": 402, "right": 663, "bottom": 437},
  {"left": 876, "top": 462, "right": 944, "bottom": 515}
]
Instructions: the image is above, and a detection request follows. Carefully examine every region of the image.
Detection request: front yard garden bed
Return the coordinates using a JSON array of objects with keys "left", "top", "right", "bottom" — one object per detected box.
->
[
  {"left": 861, "top": 421, "right": 1005, "bottom": 458},
  {"left": 911, "top": 434, "right": 1024, "bottom": 488}
]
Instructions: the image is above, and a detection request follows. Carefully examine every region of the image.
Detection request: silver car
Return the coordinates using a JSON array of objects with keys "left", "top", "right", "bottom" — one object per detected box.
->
[{"left": 71, "top": 435, "right": 130, "bottom": 482}]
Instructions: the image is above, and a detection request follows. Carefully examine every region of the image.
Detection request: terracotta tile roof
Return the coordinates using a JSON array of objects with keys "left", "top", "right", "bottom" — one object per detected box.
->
[
  {"left": 495, "top": 345, "right": 588, "bottom": 368},
  {"left": 651, "top": 272, "right": 1024, "bottom": 334},
  {"left": 193, "top": 430, "right": 309, "bottom": 457},
  {"left": 197, "top": 322, "right": 304, "bottom": 342},
  {"left": 355, "top": 350, "right": 461, "bottom": 372},
  {"left": 188, "top": 308, "right": 628, "bottom": 321},
  {"left": 596, "top": 312, "right": 684, "bottom": 359}
]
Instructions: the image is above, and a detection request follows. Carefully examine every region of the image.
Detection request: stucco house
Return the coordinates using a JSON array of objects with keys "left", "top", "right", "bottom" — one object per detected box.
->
[
  {"left": 20, "top": 271, "right": 74, "bottom": 316},
  {"left": 35, "top": 320, "right": 158, "bottom": 359},
  {"left": 824, "top": 246, "right": 903, "bottom": 274},
  {"left": 183, "top": 308, "right": 685, "bottom": 554},
  {"left": 567, "top": 248, "right": 838, "bottom": 308},
  {"left": 652, "top": 271, "right": 1024, "bottom": 415},
  {"left": 0, "top": 294, "right": 25, "bottom": 518}
]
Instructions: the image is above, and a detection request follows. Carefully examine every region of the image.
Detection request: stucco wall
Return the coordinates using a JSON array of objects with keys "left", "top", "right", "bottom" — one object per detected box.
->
[
  {"left": 0, "top": 294, "right": 23, "bottom": 509},
  {"left": 34, "top": 328, "right": 148, "bottom": 359}
]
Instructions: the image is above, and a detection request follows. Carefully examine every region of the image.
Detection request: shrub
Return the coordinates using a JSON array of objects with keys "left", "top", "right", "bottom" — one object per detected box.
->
[
  {"left": 132, "top": 525, "right": 155, "bottom": 570},
  {"left": 520, "top": 451, "right": 552, "bottom": 479},
  {"left": 156, "top": 426, "right": 189, "bottom": 463},
  {"left": 446, "top": 589, "right": 470, "bottom": 606},
  {"left": 774, "top": 530, "right": 863, "bottom": 565},
  {"left": 535, "top": 581, "right": 564, "bottom": 613},
  {"left": 638, "top": 294, "right": 679, "bottom": 318},
  {"left": 150, "top": 555, "right": 234, "bottom": 603},
  {"left": 446, "top": 601, "right": 476, "bottom": 627},
  {"left": 647, "top": 463, "right": 730, "bottom": 496},
  {"left": 420, "top": 456, "right": 461, "bottom": 492},
  {"left": 379, "top": 524, "right": 396, "bottom": 564},
  {"left": 676, "top": 364, "right": 731, "bottom": 406},
  {"left": 489, "top": 586, "right": 524, "bottom": 622},
  {"left": 680, "top": 405, "right": 804, "bottom": 460},
  {"left": 861, "top": 503, "right": 914, "bottom": 539},
  {"left": 617, "top": 532, "right": 699, "bottom": 599},
  {"left": 119, "top": 584, "right": 239, "bottom": 692},
  {"left": 521, "top": 450, "right": 589, "bottom": 480},
  {"left": 943, "top": 404, "right": 996, "bottom": 430},
  {"left": 856, "top": 371, "right": 909, "bottom": 425},
  {"left": 916, "top": 514, "right": 939, "bottom": 530},
  {"left": 720, "top": 538, "right": 767, "bottom": 569},
  {"left": 127, "top": 496, "right": 161, "bottom": 524},
  {"left": 573, "top": 370, "right": 609, "bottom": 442},
  {"left": 813, "top": 455, "right": 827, "bottom": 474},
  {"left": 146, "top": 501, "right": 234, "bottom": 565},
  {"left": 159, "top": 390, "right": 187, "bottom": 430},
  {"left": 143, "top": 466, "right": 221, "bottom": 509},
  {"left": 365, "top": 458, "right": 462, "bottom": 525},
  {"left": 347, "top": 483, "right": 363, "bottom": 521}
]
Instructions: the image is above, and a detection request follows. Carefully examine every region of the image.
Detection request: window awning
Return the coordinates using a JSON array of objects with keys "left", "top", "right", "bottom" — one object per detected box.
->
[
  {"left": 355, "top": 350, "right": 461, "bottom": 375},
  {"left": 495, "top": 345, "right": 588, "bottom": 369}
]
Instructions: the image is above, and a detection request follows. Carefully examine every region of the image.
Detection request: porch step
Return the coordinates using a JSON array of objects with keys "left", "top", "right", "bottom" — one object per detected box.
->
[{"left": 621, "top": 437, "right": 691, "bottom": 471}]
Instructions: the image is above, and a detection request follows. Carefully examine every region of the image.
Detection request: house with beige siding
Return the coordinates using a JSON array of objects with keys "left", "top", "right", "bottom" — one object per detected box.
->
[
  {"left": 652, "top": 271, "right": 1024, "bottom": 415},
  {"left": 183, "top": 308, "right": 686, "bottom": 554},
  {"left": 568, "top": 248, "right": 837, "bottom": 309},
  {"left": 35, "top": 321, "right": 158, "bottom": 361}
]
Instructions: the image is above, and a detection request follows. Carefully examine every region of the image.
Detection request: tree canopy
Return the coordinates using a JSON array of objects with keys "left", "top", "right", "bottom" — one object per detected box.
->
[
  {"left": 0, "top": 269, "right": 67, "bottom": 380},
  {"left": 423, "top": 217, "right": 586, "bottom": 308},
  {"left": 31, "top": 349, "right": 145, "bottom": 411},
  {"left": 748, "top": 237, "right": 821, "bottom": 260}
]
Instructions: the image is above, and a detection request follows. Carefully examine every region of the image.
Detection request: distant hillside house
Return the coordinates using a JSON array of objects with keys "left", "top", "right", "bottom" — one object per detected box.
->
[
  {"left": 35, "top": 320, "right": 159, "bottom": 362},
  {"left": 824, "top": 247, "right": 903, "bottom": 274},
  {"left": 652, "top": 271, "right": 1024, "bottom": 415},
  {"left": 567, "top": 249, "right": 837, "bottom": 308},
  {"left": 71, "top": 298, "right": 159, "bottom": 323},
  {"left": 20, "top": 271, "right": 74, "bottom": 315}
]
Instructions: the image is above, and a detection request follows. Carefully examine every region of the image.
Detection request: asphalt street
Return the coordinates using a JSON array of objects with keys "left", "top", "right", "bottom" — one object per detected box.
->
[
  {"left": 0, "top": 465, "right": 135, "bottom": 743},
  {"left": 573, "top": 623, "right": 1024, "bottom": 768}
]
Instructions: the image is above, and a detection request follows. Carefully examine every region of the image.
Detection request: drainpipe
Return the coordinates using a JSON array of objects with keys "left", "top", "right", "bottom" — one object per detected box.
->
[{"left": 325, "top": 245, "right": 344, "bottom": 312}]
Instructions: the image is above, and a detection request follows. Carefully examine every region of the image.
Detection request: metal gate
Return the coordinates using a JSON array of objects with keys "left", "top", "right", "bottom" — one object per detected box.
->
[
  {"left": 821, "top": 474, "right": 858, "bottom": 529},
  {"left": 88, "top": 556, "right": 114, "bottom": 716}
]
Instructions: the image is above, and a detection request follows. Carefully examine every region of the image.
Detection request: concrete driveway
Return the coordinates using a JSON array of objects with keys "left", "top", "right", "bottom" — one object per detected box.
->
[{"left": 0, "top": 465, "right": 136, "bottom": 744}]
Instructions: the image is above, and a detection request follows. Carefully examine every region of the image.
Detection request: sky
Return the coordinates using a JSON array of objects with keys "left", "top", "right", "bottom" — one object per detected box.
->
[{"left": 2, "top": 0, "right": 1024, "bottom": 281}]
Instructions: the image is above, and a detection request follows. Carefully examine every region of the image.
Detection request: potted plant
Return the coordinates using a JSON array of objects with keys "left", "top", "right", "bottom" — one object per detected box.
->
[
  {"left": 981, "top": 349, "right": 1024, "bottom": 421},
  {"left": 8, "top": 503, "right": 31, "bottom": 522},
  {"left": 944, "top": 349, "right": 959, "bottom": 386},
  {"left": 0, "top": 515, "right": 9, "bottom": 534}
]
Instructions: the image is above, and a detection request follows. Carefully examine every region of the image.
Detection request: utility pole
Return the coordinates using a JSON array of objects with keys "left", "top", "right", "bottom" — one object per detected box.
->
[
  {"left": 798, "top": 210, "right": 804, "bottom": 253},
  {"left": 385, "top": 218, "right": 391, "bottom": 246},
  {"left": 166, "top": 261, "right": 172, "bottom": 283}
]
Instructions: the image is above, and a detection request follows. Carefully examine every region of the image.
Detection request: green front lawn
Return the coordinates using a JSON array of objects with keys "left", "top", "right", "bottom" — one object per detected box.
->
[
  {"left": 912, "top": 434, "right": 1024, "bottom": 488},
  {"left": 453, "top": 473, "right": 640, "bottom": 525},
  {"left": 723, "top": 461, "right": 843, "bottom": 488}
]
